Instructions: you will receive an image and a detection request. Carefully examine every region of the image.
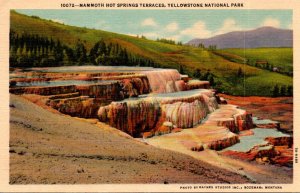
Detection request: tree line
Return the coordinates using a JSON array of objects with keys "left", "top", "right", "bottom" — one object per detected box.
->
[
  {"left": 196, "top": 43, "right": 217, "bottom": 51},
  {"left": 246, "top": 59, "right": 292, "bottom": 77},
  {"left": 9, "top": 31, "right": 162, "bottom": 68},
  {"left": 192, "top": 68, "right": 215, "bottom": 87},
  {"left": 272, "top": 84, "right": 293, "bottom": 97},
  {"left": 156, "top": 38, "right": 182, "bottom": 46}
]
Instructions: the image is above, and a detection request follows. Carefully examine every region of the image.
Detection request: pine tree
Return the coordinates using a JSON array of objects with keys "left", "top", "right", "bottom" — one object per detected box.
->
[
  {"left": 237, "top": 67, "right": 243, "bottom": 77},
  {"left": 203, "top": 71, "right": 210, "bottom": 80},
  {"left": 193, "top": 69, "right": 202, "bottom": 79},
  {"left": 75, "top": 40, "right": 87, "bottom": 64},
  {"left": 272, "top": 84, "right": 280, "bottom": 97},
  {"left": 179, "top": 65, "right": 184, "bottom": 74},
  {"left": 208, "top": 75, "right": 215, "bottom": 87},
  {"left": 287, "top": 85, "right": 293, "bottom": 96},
  {"left": 280, "top": 85, "right": 286, "bottom": 96}
]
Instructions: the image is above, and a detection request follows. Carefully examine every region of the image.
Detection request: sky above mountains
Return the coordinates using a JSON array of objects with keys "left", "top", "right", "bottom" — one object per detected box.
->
[{"left": 17, "top": 9, "right": 292, "bottom": 42}]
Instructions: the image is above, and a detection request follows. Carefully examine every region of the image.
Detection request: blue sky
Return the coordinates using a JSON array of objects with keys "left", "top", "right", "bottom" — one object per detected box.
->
[{"left": 16, "top": 9, "right": 292, "bottom": 42}]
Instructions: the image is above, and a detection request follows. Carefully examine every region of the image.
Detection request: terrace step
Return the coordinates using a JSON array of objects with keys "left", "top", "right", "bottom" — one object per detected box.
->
[
  {"left": 48, "top": 92, "right": 80, "bottom": 100},
  {"left": 146, "top": 104, "right": 254, "bottom": 152}
]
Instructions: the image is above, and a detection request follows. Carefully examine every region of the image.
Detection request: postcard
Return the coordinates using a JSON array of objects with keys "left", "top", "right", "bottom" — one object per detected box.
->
[{"left": 0, "top": 0, "right": 299, "bottom": 192}]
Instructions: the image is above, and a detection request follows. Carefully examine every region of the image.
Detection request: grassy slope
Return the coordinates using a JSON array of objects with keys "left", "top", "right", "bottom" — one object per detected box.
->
[
  {"left": 217, "top": 48, "right": 293, "bottom": 73},
  {"left": 10, "top": 11, "right": 293, "bottom": 96}
]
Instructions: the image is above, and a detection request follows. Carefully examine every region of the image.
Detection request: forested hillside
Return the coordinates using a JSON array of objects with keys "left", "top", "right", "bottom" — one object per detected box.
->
[{"left": 10, "top": 10, "right": 293, "bottom": 97}]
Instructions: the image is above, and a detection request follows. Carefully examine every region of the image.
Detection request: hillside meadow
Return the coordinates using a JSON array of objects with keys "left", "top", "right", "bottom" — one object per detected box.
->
[{"left": 10, "top": 10, "right": 293, "bottom": 96}]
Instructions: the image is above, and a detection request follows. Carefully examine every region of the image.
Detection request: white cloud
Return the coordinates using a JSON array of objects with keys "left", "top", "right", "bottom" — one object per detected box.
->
[
  {"left": 180, "top": 21, "right": 212, "bottom": 38},
  {"left": 141, "top": 18, "right": 157, "bottom": 27},
  {"left": 214, "top": 18, "right": 242, "bottom": 35},
  {"left": 165, "top": 22, "right": 179, "bottom": 32},
  {"left": 261, "top": 18, "right": 281, "bottom": 28},
  {"left": 142, "top": 32, "right": 159, "bottom": 39},
  {"left": 126, "top": 33, "right": 138, "bottom": 37},
  {"left": 52, "top": 19, "right": 64, "bottom": 24},
  {"left": 165, "top": 35, "right": 181, "bottom": 41}
]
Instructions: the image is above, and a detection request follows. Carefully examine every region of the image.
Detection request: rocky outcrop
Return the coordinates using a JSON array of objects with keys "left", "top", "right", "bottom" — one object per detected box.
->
[
  {"left": 10, "top": 73, "right": 151, "bottom": 98},
  {"left": 9, "top": 85, "right": 76, "bottom": 95},
  {"left": 75, "top": 82, "right": 124, "bottom": 100},
  {"left": 98, "top": 98, "right": 161, "bottom": 137},
  {"left": 187, "top": 80, "right": 210, "bottom": 90},
  {"left": 98, "top": 89, "right": 218, "bottom": 137},
  {"left": 48, "top": 92, "right": 80, "bottom": 100},
  {"left": 163, "top": 93, "right": 217, "bottom": 128},
  {"left": 221, "top": 144, "right": 278, "bottom": 161},
  {"left": 180, "top": 75, "right": 190, "bottom": 82},
  {"left": 146, "top": 105, "right": 251, "bottom": 154},
  {"left": 119, "top": 77, "right": 151, "bottom": 98},
  {"left": 47, "top": 96, "right": 107, "bottom": 118},
  {"left": 253, "top": 117, "right": 280, "bottom": 129},
  {"left": 10, "top": 67, "right": 256, "bottom": 152},
  {"left": 206, "top": 133, "right": 240, "bottom": 150},
  {"left": 186, "top": 104, "right": 254, "bottom": 150},
  {"left": 216, "top": 118, "right": 237, "bottom": 133},
  {"left": 204, "top": 105, "right": 254, "bottom": 134},
  {"left": 266, "top": 136, "right": 293, "bottom": 147},
  {"left": 222, "top": 140, "right": 293, "bottom": 167},
  {"left": 234, "top": 110, "right": 254, "bottom": 131},
  {"left": 142, "top": 69, "right": 182, "bottom": 93},
  {"left": 92, "top": 74, "right": 151, "bottom": 97}
]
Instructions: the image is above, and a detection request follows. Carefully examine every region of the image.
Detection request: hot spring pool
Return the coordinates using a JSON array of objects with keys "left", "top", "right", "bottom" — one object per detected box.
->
[{"left": 222, "top": 128, "right": 289, "bottom": 152}]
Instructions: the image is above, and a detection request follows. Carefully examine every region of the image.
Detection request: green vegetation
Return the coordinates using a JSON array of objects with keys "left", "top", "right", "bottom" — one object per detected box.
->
[
  {"left": 10, "top": 10, "right": 293, "bottom": 97},
  {"left": 215, "top": 48, "right": 293, "bottom": 76},
  {"left": 9, "top": 32, "right": 158, "bottom": 67},
  {"left": 156, "top": 38, "right": 182, "bottom": 45}
]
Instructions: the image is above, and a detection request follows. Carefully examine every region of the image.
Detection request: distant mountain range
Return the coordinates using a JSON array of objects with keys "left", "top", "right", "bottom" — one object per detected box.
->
[{"left": 186, "top": 27, "right": 293, "bottom": 49}]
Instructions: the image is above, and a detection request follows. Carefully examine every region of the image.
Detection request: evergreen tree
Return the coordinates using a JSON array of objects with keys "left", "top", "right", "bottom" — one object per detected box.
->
[
  {"left": 280, "top": 85, "right": 286, "bottom": 96},
  {"left": 208, "top": 75, "right": 215, "bottom": 87},
  {"left": 74, "top": 40, "right": 87, "bottom": 64},
  {"left": 179, "top": 65, "right": 184, "bottom": 74},
  {"left": 202, "top": 71, "right": 210, "bottom": 80},
  {"left": 54, "top": 40, "right": 64, "bottom": 63},
  {"left": 287, "top": 85, "right": 293, "bottom": 96},
  {"left": 193, "top": 69, "right": 202, "bottom": 79},
  {"left": 272, "top": 84, "right": 280, "bottom": 97},
  {"left": 237, "top": 67, "right": 243, "bottom": 77}
]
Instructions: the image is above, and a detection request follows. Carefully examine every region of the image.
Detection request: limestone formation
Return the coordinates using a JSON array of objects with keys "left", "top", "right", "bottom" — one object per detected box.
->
[
  {"left": 98, "top": 89, "right": 218, "bottom": 137},
  {"left": 9, "top": 67, "right": 254, "bottom": 145},
  {"left": 47, "top": 96, "right": 106, "bottom": 118},
  {"left": 75, "top": 82, "right": 123, "bottom": 100},
  {"left": 9, "top": 85, "right": 76, "bottom": 95}
]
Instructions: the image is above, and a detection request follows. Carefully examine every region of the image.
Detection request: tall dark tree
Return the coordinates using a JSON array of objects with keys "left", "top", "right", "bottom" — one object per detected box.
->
[
  {"left": 179, "top": 65, "right": 184, "bottom": 74},
  {"left": 193, "top": 69, "right": 202, "bottom": 79},
  {"left": 272, "top": 84, "right": 280, "bottom": 97},
  {"left": 237, "top": 67, "right": 243, "bottom": 77},
  {"left": 74, "top": 40, "right": 87, "bottom": 64},
  {"left": 208, "top": 75, "right": 215, "bottom": 87},
  {"left": 280, "top": 85, "right": 287, "bottom": 96},
  {"left": 287, "top": 85, "right": 293, "bottom": 96}
]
